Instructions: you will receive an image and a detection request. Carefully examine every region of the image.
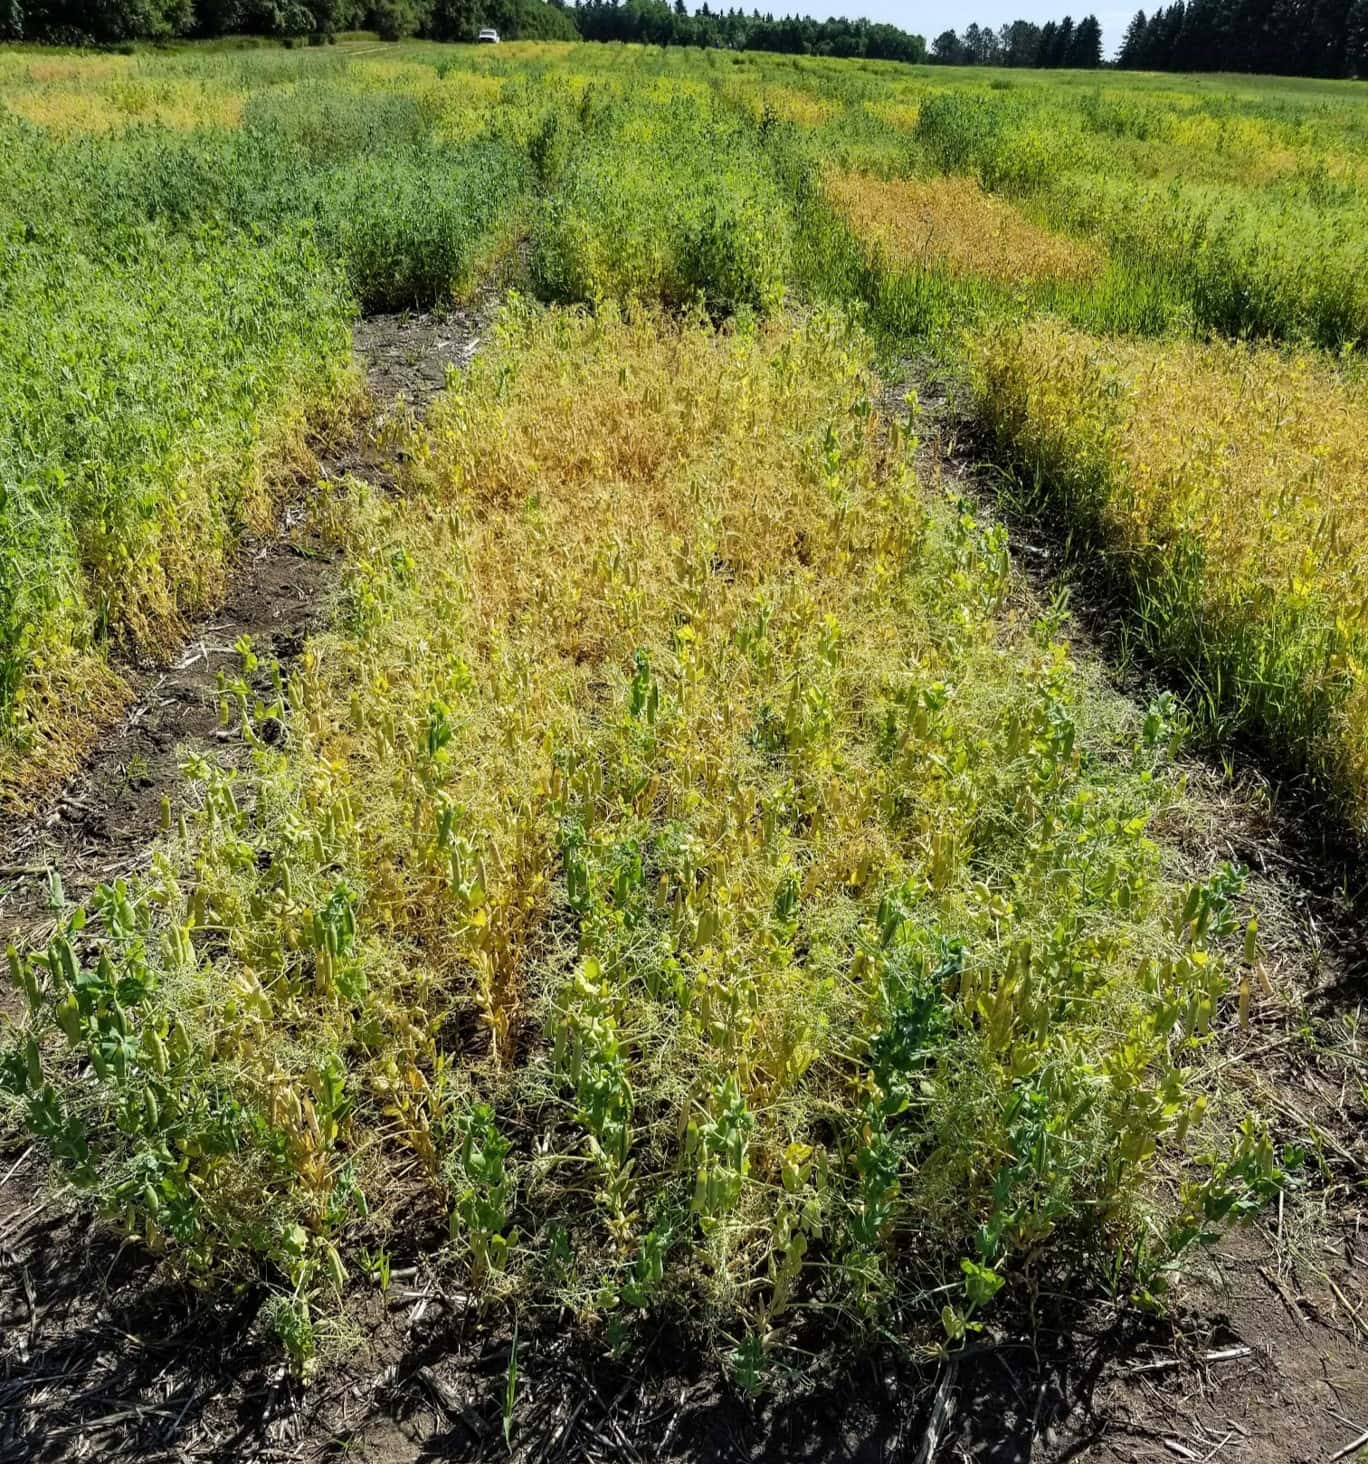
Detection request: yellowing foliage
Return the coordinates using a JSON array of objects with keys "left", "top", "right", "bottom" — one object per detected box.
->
[
  {"left": 6, "top": 78, "right": 245, "bottom": 132},
  {"left": 969, "top": 318, "right": 1368, "bottom": 818},
  {"left": 865, "top": 98, "right": 921, "bottom": 133},
  {"left": 826, "top": 171, "right": 1103, "bottom": 288},
  {"left": 740, "top": 82, "right": 837, "bottom": 127},
  {"left": 5, "top": 307, "right": 1249, "bottom": 1362},
  {"left": 1165, "top": 111, "right": 1300, "bottom": 184},
  {"left": 973, "top": 319, "right": 1368, "bottom": 613},
  {"left": 0, "top": 39, "right": 1347, "bottom": 1388},
  {"left": 0, "top": 653, "right": 130, "bottom": 811}
]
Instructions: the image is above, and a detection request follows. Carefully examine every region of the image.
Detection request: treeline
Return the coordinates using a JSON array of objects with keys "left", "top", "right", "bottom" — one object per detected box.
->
[
  {"left": 2, "top": 0, "right": 578, "bottom": 42},
  {"left": 930, "top": 14, "right": 1103, "bottom": 66},
  {"left": 1117, "top": 0, "right": 1368, "bottom": 76},
  {"left": 0, "top": 0, "right": 928, "bottom": 57},
  {"left": 571, "top": 0, "right": 925, "bottom": 61}
]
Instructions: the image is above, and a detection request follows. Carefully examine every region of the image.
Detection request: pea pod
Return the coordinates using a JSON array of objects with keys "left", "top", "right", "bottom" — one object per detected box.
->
[
  {"left": 144, "top": 1027, "right": 169, "bottom": 1076},
  {"left": 55, "top": 994, "right": 82, "bottom": 1046}
]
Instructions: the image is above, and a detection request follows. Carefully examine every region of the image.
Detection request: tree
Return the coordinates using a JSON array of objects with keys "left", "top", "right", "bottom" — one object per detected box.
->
[
  {"left": 1135, "top": 3, "right": 1165, "bottom": 63},
  {"left": 931, "top": 26, "right": 964, "bottom": 61},
  {"left": 428, "top": 0, "right": 476, "bottom": 37},
  {"left": 1118, "top": 7, "right": 1147, "bottom": 61},
  {"left": 1068, "top": 12, "right": 1102, "bottom": 63},
  {"left": 1034, "top": 18, "right": 1058, "bottom": 61},
  {"left": 975, "top": 19, "right": 1004, "bottom": 59},
  {"left": 1350, "top": 0, "right": 1368, "bottom": 72},
  {"left": 1047, "top": 13, "right": 1073, "bottom": 62},
  {"left": 22, "top": 0, "right": 192, "bottom": 40},
  {"left": 868, "top": 21, "right": 926, "bottom": 60},
  {"left": 10, "top": 0, "right": 1360, "bottom": 76},
  {"left": 1000, "top": 17, "right": 1042, "bottom": 63},
  {"left": 371, "top": 0, "right": 421, "bottom": 36},
  {"left": 1304, "top": 0, "right": 1355, "bottom": 75}
]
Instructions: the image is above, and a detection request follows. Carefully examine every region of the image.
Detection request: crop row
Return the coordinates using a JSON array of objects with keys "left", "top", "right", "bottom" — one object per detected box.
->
[{"left": 3, "top": 305, "right": 1271, "bottom": 1373}]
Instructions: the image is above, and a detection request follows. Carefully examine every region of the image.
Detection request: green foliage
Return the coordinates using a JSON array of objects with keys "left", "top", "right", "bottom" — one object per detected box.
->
[
  {"left": 0, "top": 65, "right": 531, "bottom": 781},
  {"left": 307, "top": 139, "right": 529, "bottom": 310},
  {"left": 0, "top": 207, "right": 352, "bottom": 735},
  {"left": 530, "top": 94, "right": 791, "bottom": 316},
  {"left": 13, "top": 0, "right": 574, "bottom": 42},
  {"left": 23, "top": 0, "right": 193, "bottom": 43},
  {"left": 1049, "top": 170, "right": 1368, "bottom": 347},
  {"left": 447, "top": 1102, "right": 517, "bottom": 1276}
]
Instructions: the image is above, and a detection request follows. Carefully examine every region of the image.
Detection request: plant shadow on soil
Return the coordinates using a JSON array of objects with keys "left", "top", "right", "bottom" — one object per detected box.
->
[
  {"left": 5, "top": 323, "right": 1368, "bottom": 1464},
  {"left": 0, "top": 1155, "right": 1160, "bottom": 1464},
  {"left": 0, "top": 1176, "right": 1341, "bottom": 1464}
]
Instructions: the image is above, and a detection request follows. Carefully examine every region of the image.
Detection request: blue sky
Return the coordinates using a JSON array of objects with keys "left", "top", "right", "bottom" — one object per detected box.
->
[{"left": 810, "top": 1, "right": 1135, "bottom": 55}]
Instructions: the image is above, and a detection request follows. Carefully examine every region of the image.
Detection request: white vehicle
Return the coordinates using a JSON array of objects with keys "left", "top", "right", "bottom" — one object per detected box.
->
[{"left": 476, "top": 27, "right": 500, "bottom": 42}]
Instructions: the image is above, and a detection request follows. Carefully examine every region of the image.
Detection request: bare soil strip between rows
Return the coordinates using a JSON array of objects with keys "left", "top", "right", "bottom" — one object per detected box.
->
[{"left": 0, "top": 306, "right": 486, "bottom": 953}]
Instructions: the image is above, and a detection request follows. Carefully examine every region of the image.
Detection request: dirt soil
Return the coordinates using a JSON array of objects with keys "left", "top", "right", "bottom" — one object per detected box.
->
[{"left": 4, "top": 322, "right": 1368, "bottom": 1464}]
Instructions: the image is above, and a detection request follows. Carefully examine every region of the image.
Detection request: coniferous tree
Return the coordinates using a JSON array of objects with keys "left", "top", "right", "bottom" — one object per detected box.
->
[
  {"left": 1349, "top": 0, "right": 1368, "bottom": 72},
  {"left": 1157, "top": 0, "right": 1184, "bottom": 60},
  {"left": 1306, "top": 0, "right": 1353, "bottom": 75},
  {"left": 1047, "top": 12, "right": 1073, "bottom": 61},
  {"left": 1034, "top": 17, "right": 1058, "bottom": 61},
  {"left": 1117, "top": 0, "right": 1368, "bottom": 70},
  {"left": 1118, "top": 6, "right": 1147, "bottom": 60},
  {"left": 1068, "top": 12, "right": 1102, "bottom": 62},
  {"left": 12, "top": 0, "right": 1368, "bottom": 75},
  {"left": 1143, "top": 5, "right": 1168, "bottom": 62}
]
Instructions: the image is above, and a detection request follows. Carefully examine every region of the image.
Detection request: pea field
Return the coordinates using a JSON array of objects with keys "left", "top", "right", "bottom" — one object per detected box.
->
[{"left": 2, "top": 36, "right": 1368, "bottom": 1463}]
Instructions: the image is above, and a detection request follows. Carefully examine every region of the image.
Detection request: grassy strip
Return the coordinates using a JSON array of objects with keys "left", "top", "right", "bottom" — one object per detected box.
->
[{"left": 3, "top": 305, "right": 1275, "bottom": 1377}]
